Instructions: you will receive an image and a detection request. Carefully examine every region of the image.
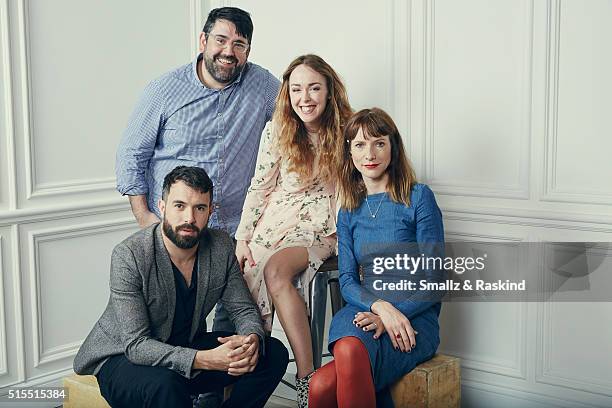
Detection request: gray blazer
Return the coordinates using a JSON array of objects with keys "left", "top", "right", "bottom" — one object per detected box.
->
[{"left": 73, "top": 224, "right": 265, "bottom": 379}]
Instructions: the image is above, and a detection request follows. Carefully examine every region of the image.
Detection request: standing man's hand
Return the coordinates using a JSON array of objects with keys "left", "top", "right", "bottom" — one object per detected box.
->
[
  {"left": 128, "top": 195, "right": 160, "bottom": 228},
  {"left": 235, "top": 240, "right": 256, "bottom": 272}
]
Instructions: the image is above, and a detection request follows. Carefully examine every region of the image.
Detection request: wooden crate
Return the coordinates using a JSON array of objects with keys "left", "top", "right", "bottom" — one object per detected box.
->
[
  {"left": 63, "top": 374, "right": 110, "bottom": 408},
  {"left": 390, "top": 354, "right": 461, "bottom": 408}
]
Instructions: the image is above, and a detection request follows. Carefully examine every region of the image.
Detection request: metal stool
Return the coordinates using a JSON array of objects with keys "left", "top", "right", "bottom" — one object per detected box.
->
[
  {"left": 281, "top": 256, "right": 345, "bottom": 390},
  {"left": 309, "top": 256, "right": 344, "bottom": 369}
]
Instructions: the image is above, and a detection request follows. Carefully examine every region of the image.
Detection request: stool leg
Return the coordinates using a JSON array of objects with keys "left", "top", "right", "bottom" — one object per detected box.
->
[
  {"left": 328, "top": 278, "right": 344, "bottom": 316},
  {"left": 309, "top": 272, "right": 328, "bottom": 370}
]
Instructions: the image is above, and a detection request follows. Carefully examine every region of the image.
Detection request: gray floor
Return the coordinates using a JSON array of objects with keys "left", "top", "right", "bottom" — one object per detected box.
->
[{"left": 266, "top": 395, "right": 296, "bottom": 407}]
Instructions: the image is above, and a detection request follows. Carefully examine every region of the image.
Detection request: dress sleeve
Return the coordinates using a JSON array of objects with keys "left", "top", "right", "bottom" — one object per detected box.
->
[
  {"left": 394, "top": 185, "right": 446, "bottom": 319},
  {"left": 115, "top": 79, "right": 165, "bottom": 196},
  {"left": 234, "top": 121, "right": 281, "bottom": 241},
  {"left": 337, "top": 209, "right": 380, "bottom": 311}
]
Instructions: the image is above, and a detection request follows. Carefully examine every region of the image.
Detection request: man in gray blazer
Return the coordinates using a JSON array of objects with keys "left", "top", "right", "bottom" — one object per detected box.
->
[{"left": 74, "top": 166, "right": 288, "bottom": 408}]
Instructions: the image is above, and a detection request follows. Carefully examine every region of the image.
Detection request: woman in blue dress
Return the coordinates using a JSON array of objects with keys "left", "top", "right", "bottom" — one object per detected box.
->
[{"left": 308, "top": 108, "right": 445, "bottom": 407}]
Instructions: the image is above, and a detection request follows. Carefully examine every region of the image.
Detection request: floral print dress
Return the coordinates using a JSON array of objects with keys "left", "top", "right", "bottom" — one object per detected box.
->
[{"left": 234, "top": 121, "right": 337, "bottom": 331}]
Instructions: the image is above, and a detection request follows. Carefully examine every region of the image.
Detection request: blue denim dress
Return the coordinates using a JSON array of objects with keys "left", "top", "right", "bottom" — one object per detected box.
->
[{"left": 328, "top": 184, "right": 445, "bottom": 407}]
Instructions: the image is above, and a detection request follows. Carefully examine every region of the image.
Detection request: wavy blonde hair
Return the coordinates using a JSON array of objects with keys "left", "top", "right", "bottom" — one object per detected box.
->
[
  {"left": 338, "top": 108, "right": 417, "bottom": 210},
  {"left": 273, "top": 54, "right": 352, "bottom": 182}
]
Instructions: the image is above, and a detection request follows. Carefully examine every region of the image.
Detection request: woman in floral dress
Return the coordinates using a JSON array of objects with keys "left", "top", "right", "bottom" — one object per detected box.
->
[{"left": 233, "top": 54, "right": 352, "bottom": 406}]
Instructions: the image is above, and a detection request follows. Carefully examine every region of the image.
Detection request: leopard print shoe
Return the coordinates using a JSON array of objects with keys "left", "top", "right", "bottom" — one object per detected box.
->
[{"left": 295, "top": 371, "right": 315, "bottom": 408}]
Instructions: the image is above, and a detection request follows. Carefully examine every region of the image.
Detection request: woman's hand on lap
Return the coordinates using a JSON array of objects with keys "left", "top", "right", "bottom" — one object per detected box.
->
[
  {"left": 371, "top": 300, "right": 418, "bottom": 352},
  {"left": 354, "top": 311, "right": 385, "bottom": 339}
]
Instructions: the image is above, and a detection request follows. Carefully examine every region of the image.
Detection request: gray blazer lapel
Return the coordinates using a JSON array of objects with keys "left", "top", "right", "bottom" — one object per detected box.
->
[
  {"left": 154, "top": 225, "right": 176, "bottom": 341},
  {"left": 190, "top": 232, "right": 211, "bottom": 341}
]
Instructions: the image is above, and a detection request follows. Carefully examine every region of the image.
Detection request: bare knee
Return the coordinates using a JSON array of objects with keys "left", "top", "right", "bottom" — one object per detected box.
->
[{"left": 263, "top": 263, "right": 292, "bottom": 295}]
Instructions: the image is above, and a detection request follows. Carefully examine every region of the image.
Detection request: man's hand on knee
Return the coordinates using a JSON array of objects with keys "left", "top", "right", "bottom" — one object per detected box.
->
[
  {"left": 227, "top": 334, "right": 259, "bottom": 375},
  {"left": 193, "top": 336, "right": 245, "bottom": 372},
  {"left": 192, "top": 334, "right": 260, "bottom": 375}
]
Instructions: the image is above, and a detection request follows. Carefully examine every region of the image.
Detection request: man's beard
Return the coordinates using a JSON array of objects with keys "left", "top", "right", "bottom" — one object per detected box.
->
[
  {"left": 162, "top": 219, "right": 203, "bottom": 249},
  {"left": 203, "top": 52, "right": 244, "bottom": 84}
]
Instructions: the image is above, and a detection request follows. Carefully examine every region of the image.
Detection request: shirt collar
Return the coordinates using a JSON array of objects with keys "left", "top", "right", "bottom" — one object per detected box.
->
[{"left": 191, "top": 53, "right": 248, "bottom": 90}]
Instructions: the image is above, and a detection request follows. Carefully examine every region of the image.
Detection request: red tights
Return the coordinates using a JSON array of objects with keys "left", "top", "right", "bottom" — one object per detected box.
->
[{"left": 308, "top": 337, "right": 376, "bottom": 408}]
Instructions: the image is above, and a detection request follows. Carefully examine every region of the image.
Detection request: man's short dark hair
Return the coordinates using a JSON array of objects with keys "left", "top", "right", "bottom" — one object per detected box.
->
[
  {"left": 162, "top": 166, "right": 213, "bottom": 202},
  {"left": 202, "top": 7, "right": 254, "bottom": 43}
]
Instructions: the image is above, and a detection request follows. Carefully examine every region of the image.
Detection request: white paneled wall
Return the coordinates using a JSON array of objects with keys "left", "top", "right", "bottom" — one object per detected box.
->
[
  {"left": 1, "top": 0, "right": 610, "bottom": 407},
  {"left": 0, "top": 0, "right": 203, "bottom": 397},
  {"left": 542, "top": 0, "right": 612, "bottom": 205},
  {"left": 18, "top": 217, "right": 137, "bottom": 380},
  {"left": 427, "top": 0, "right": 532, "bottom": 199}
]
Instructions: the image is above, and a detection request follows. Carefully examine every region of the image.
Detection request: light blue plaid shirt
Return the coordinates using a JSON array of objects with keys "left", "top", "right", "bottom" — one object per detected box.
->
[{"left": 116, "top": 54, "right": 280, "bottom": 235}]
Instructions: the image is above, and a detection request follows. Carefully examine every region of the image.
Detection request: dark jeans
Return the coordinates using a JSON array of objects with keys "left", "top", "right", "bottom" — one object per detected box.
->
[{"left": 96, "top": 331, "right": 288, "bottom": 408}]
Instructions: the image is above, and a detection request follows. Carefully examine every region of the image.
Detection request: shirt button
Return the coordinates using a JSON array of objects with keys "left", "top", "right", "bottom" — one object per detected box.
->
[
  {"left": 217, "top": 113, "right": 222, "bottom": 117},
  {"left": 219, "top": 158, "right": 223, "bottom": 163}
]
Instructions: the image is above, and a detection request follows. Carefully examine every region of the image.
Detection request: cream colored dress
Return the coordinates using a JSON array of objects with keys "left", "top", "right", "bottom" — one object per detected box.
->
[{"left": 234, "top": 121, "right": 337, "bottom": 331}]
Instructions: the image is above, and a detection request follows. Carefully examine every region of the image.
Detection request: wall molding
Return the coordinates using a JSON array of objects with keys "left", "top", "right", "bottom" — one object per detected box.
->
[
  {"left": 0, "top": 237, "right": 8, "bottom": 376},
  {"left": 28, "top": 178, "right": 117, "bottom": 199},
  {"left": 26, "top": 218, "right": 135, "bottom": 368},
  {"left": 11, "top": 225, "right": 25, "bottom": 383},
  {"left": 2, "top": 366, "right": 73, "bottom": 390},
  {"left": 535, "top": 243, "right": 612, "bottom": 397},
  {"left": 445, "top": 230, "right": 525, "bottom": 243},
  {"left": 381, "top": 1, "right": 395, "bottom": 120},
  {"left": 391, "top": 0, "right": 411, "bottom": 149},
  {"left": 442, "top": 232, "right": 527, "bottom": 380},
  {"left": 462, "top": 379, "right": 605, "bottom": 408},
  {"left": 424, "top": 0, "right": 533, "bottom": 200},
  {"left": 37, "top": 340, "right": 82, "bottom": 367},
  {"left": 207, "top": 0, "right": 232, "bottom": 9},
  {"left": 441, "top": 204, "right": 612, "bottom": 232},
  {"left": 14, "top": 0, "right": 34, "bottom": 201},
  {"left": 423, "top": 0, "right": 435, "bottom": 187},
  {"left": 541, "top": 0, "right": 612, "bottom": 206},
  {"left": 189, "top": 0, "right": 204, "bottom": 55},
  {"left": 407, "top": 0, "right": 426, "bottom": 177},
  {"left": 537, "top": 302, "right": 612, "bottom": 397},
  {"left": 17, "top": 0, "right": 118, "bottom": 199},
  {"left": 0, "top": 0, "right": 17, "bottom": 211},
  {"left": 0, "top": 198, "right": 129, "bottom": 227},
  {"left": 15, "top": 0, "right": 199, "bottom": 201}
]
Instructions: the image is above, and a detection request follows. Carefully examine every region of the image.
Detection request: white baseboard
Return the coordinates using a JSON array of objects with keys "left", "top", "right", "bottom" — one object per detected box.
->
[{"left": 462, "top": 380, "right": 609, "bottom": 408}]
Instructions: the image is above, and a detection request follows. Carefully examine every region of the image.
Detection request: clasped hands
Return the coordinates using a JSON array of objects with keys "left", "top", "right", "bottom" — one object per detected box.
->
[
  {"left": 353, "top": 300, "right": 418, "bottom": 353},
  {"left": 194, "top": 333, "right": 259, "bottom": 376}
]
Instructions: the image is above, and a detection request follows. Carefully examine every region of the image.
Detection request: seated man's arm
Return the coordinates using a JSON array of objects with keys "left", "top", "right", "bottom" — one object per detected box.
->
[{"left": 110, "top": 244, "right": 198, "bottom": 378}]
